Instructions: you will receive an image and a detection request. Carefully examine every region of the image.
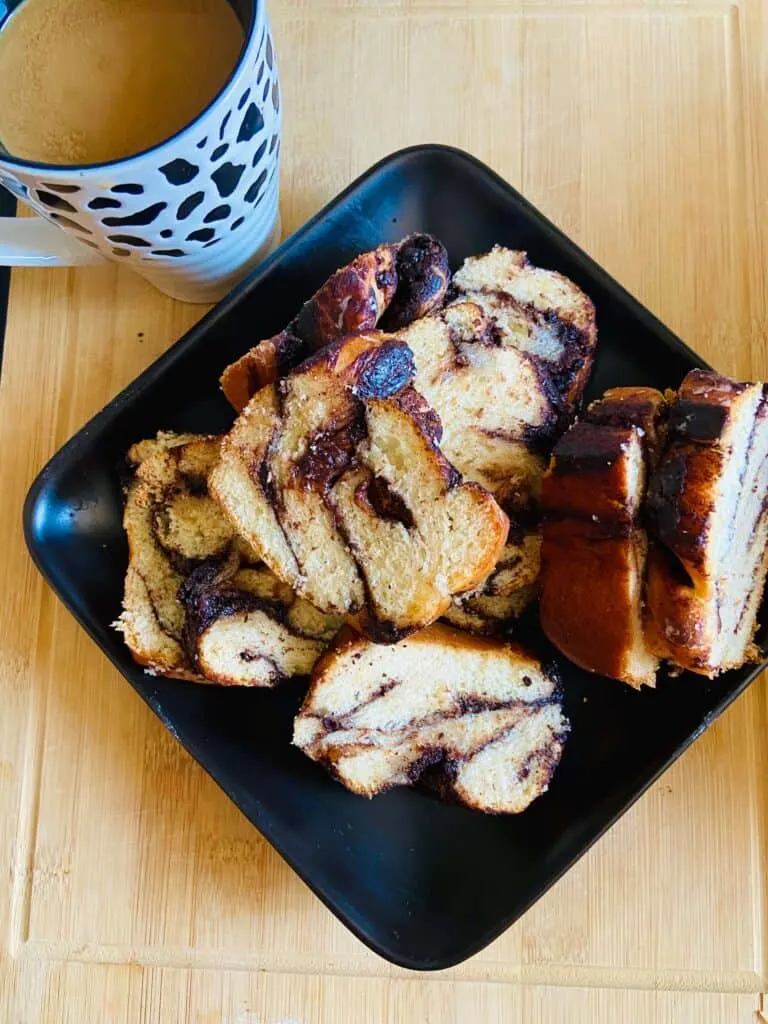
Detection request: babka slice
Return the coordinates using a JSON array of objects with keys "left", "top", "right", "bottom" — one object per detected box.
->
[
  {"left": 645, "top": 370, "right": 768, "bottom": 676},
  {"left": 209, "top": 332, "right": 509, "bottom": 641},
  {"left": 293, "top": 624, "right": 569, "bottom": 813},
  {"left": 117, "top": 432, "right": 235, "bottom": 680},
  {"left": 441, "top": 583, "right": 538, "bottom": 636},
  {"left": 180, "top": 562, "right": 342, "bottom": 686},
  {"left": 116, "top": 432, "right": 342, "bottom": 685},
  {"left": 399, "top": 301, "right": 560, "bottom": 503},
  {"left": 450, "top": 246, "right": 598, "bottom": 409},
  {"left": 539, "top": 388, "right": 668, "bottom": 688},
  {"left": 220, "top": 234, "right": 449, "bottom": 411},
  {"left": 397, "top": 300, "right": 560, "bottom": 631}
]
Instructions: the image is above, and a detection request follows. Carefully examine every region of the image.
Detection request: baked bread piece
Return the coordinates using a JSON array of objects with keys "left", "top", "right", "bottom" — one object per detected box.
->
[
  {"left": 400, "top": 301, "right": 560, "bottom": 503},
  {"left": 220, "top": 234, "right": 449, "bottom": 411},
  {"left": 380, "top": 233, "right": 451, "bottom": 331},
  {"left": 450, "top": 246, "right": 598, "bottom": 409},
  {"left": 293, "top": 624, "right": 569, "bottom": 813},
  {"left": 116, "top": 432, "right": 235, "bottom": 680},
  {"left": 209, "top": 332, "right": 509, "bottom": 640},
  {"left": 644, "top": 369, "right": 768, "bottom": 676},
  {"left": 441, "top": 583, "right": 538, "bottom": 635},
  {"left": 396, "top": 300, "right": 560, "bottom": 632},
  {"left": 180, "top": 562, "right": 342, "bottom": 686},
  {"left": 539, "top": 388, "right": 668, "bottom": 687},
  {"left": 115, "top": 432, "right": 342, "bottom": 684}
]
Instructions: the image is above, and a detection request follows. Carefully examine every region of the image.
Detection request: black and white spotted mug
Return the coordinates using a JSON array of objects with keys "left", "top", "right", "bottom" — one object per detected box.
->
[{"left": 0, "top": 0, "right": 281, "bottom": 303}]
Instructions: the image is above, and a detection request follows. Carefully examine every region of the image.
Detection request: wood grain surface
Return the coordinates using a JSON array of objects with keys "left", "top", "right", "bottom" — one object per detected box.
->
[{"left": 1, "top": 0, "right": 767, "bottom": 1021}]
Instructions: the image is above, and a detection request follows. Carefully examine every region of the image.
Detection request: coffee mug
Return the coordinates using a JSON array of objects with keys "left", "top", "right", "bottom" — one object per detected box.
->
[{"left": 0, "top": 0, "right": 281, "bottom": 303}]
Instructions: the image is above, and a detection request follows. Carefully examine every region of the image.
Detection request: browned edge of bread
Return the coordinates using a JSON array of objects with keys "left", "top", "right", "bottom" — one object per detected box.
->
[
  {"left": 220, "top": 234, "right": 450, "bottom": 411},
  {"left": 539, "top": 387, "right": 668, "bottom": 687}
]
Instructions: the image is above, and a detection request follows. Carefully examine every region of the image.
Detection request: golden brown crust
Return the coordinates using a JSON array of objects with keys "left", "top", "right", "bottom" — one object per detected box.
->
[
  {"left": 643, "top": 370, "right": 768, "bottom": 675},
  {"left": 586, "top": 386, "right": 668, "bottom": 459},
  {"left": 221, "top": 244, "right": 398, "bottom": 409},
  {"left": 541, "top": 422, "right": 641, "bottom": 526},
  {"left": 540, "top": 522, "right": 649, "bottom": 684},
  {"left": 220, "top": 234, "right": 450, "bottom": 411},
  {"left": 219, "top": 332, "right": 300, "bottom": 414},
  {"left": 539, "top": 388, "right": 668, "bottom": 688},
  {"left": 643, "top": 544, "right": 715, "bottom": 675}
]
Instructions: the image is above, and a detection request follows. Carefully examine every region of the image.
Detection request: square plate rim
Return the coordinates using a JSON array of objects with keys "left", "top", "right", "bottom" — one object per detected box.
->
[{"left": 20, "top": 143, "right": 767, "bottom": 971}]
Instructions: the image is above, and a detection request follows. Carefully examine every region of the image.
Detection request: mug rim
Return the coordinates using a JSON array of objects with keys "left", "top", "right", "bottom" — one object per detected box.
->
[{"left": 0, "top": 0, "right": 260, "bottom": 176}]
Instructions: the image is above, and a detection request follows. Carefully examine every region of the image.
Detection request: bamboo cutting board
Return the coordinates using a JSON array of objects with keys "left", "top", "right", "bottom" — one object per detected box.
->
[{"left": 1, "top": 0, "right": 768, "bottom": 1020}]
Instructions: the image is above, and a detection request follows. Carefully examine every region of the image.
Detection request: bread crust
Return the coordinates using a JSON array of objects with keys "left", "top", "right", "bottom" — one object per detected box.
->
[
  {"left": 220, "top": 234, "right": 450, "bottom": 410},
  {"left": 540, "top": 521, "right": 650, "bottom": 683},
  {"left": 539, "top": 388, "right": 667, "bottom": 688},
  {"left": 645, "top": 370, "right": 759, "bottom": 582},
  {"left": 644, "top": 370, "right": 768, "bottom": 675}
]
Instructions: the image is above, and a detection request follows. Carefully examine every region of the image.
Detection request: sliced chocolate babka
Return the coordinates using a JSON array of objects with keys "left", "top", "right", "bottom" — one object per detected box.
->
[
  {"left": 397, "top": 253, "right": 598, "bottom": 634},
  {"left": 449, "top": 246, "right": 598, "bottom": 410},
  {"left": 116, "top": 432, "right": 342, "bottom": 685},
  {"left": 210, "top": 332, "right": 509, "bottom": 641},
  {"left": 220, "top": 234, "right": 450, "bottom": 411},
  {"left": 645, "top": 369, "right": 768, "bottom": 676},
  {"left": 539, "top": 387, "right": 668, "bottom": 688},
  {"left": 180, "top": 562, "right": 341, "bottom": 686},
  {"left": 293, "top": 624, "right": 569, "bottom": 813},
  {"left": 397, "top": 300, "right": 558, "bottom": 632}
]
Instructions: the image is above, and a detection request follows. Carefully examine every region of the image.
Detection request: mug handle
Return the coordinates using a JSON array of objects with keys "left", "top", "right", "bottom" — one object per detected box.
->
[{"left": 0, "top": 215, "right": 105, "bottom": 266}]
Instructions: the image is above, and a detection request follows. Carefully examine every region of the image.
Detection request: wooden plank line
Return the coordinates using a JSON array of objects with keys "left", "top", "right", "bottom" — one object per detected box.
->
[
  {"left": 273, "top": 2, "right": 735, "bottom": 15},
  {"left": 7, "top": 652, "right": 50, "bottom": 955},
  {"left": 14, "top": 939, "right": 766, "bottom": 993}
]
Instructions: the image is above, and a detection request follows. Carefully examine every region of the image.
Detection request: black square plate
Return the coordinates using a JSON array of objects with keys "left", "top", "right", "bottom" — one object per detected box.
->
[{"left": 23, "top": 146, "right": 767, "bottom": 971}]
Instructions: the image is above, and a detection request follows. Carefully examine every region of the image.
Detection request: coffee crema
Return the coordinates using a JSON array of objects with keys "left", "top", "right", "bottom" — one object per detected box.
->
[{"left": 0, "top": 0, "right": 245, "bottom": 166}]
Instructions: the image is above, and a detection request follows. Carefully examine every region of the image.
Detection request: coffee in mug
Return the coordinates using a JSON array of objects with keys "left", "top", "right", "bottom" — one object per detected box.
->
[
  {"left": 0, "top": 0, "right": 245, "bottom": 166},
  {"left": 0, "top": 0, "right": 282, "bottom": 303}
]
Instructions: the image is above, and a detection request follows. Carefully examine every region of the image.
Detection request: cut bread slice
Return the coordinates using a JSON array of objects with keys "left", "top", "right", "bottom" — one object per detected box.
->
[
  {"left": 220, "top": 234, "right": 449, "bottom": 411},
  {"left": 397, "top": 300, "right": 560, "bottom": 631},
  {"left": 645, "top": 370, "right": 768, "bottom": 676},
  {"left": 210, "top": 332, "right": 509, "bottom": 640},
  {"left": 117, "top": 433, "right": 236, "bottom": 677},
  {"left": 180, "top": 563, "right": 342, "bottom": 686},
  {"left": 540, "top": 387, "right": 668, "bottom": 687},
  {"left": 450, "top": 246, "right": 597, "bottom": 409},
  {"left": 399, "top": 301, "right": 560, "bottom": 502},
  {"left": 115, "top": 432, "right": 341, "bottom": 684},
  {"left": 442, "top": 584, "right": 538, "bottom": 635},
  {"left": 293, "top": 624, "right": 569, "bottom": 813}
]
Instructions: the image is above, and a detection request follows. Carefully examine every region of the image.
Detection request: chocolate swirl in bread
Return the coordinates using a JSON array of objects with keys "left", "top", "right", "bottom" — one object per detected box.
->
[
  {"left": 449, "top": 246, "right": 598, "bottom": 411},
  {"left": 115, "top": 432, "right": 342, "bottom": 685},
  {"left": 644, "top": 370, "right": 768, "bottom": 676},
  {"left": 293, "top": 624, "right": 569, "bottom": 813},
  {"left": 210, "top": 332, "right": 509, "bottom": 641},
  {"left": 396, "top": 296, "right": 576, "bottom": 634},
  {"left": 179, "top": 561, "right": 341, "bottom": 686}
]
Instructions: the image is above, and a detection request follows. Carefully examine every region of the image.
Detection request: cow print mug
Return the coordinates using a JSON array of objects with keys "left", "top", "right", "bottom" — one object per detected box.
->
[{"left": 0, "top": 0, "right": 281, "bottom": 303}]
